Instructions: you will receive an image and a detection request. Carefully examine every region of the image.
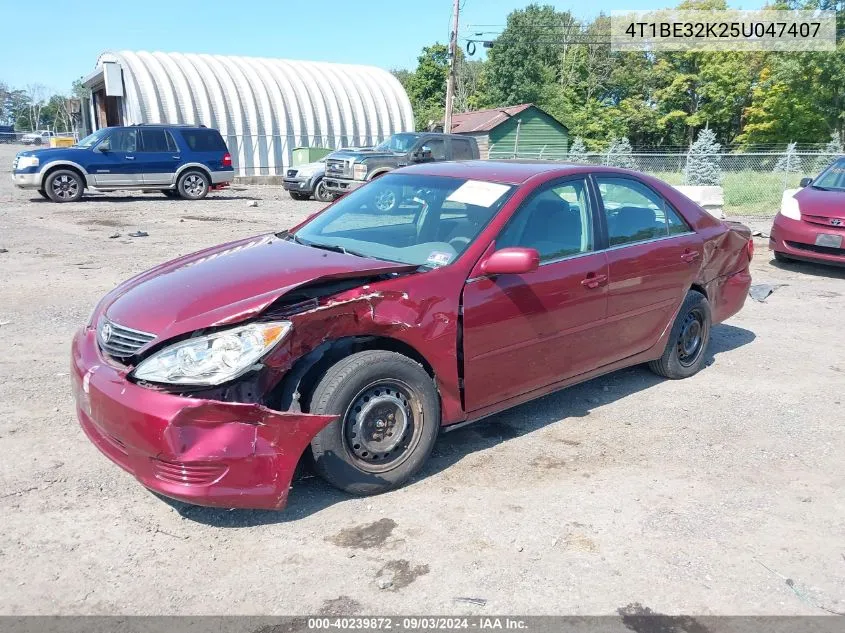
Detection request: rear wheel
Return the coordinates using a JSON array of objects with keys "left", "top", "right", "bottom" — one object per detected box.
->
[
  {"left": 648, "top": 290, "right": 711, "bottom": 379},
  {"left": 177, "top": 170, "right": 209, "bottom": 200},
  {"left": 309, "top": 350, "right": 440, "bottom": 496},
  {"left": 45, "top": 169, "right": 84, "bottom": 203},
  {"left": 161, "top": 189, "right": 179, "bottom": 198},
  {"left": 37, "top": 189, "right": 49, "bottom": 200}
]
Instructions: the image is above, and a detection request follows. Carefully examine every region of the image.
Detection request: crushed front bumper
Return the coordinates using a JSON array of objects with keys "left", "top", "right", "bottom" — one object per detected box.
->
[
  {"left": 71, "top": 327, "right": 336, "bottom": 510},
  {"left": 770, "top": 214, "right": 845, "bottom": 267}
]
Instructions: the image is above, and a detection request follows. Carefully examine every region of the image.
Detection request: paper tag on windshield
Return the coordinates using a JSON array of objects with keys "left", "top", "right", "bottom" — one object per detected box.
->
[
  {"left": 426, "top": 251, "right": 452, "bottom": 267},
  {"left": 446, "top": 180, "right": 510, "bottom": 207}
]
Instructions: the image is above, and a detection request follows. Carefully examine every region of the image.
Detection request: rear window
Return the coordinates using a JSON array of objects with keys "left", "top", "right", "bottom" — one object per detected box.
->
[
  {"left": 452, "top": 138, "right": 475, "bottom": 160},
  {"left": 179, "top": 128, "right": 227, "bottom": 152}
]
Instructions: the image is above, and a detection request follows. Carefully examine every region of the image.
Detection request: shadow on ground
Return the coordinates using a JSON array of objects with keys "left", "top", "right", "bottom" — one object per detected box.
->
[
  {"left": 163, "top": 323, "right": 756, "bottom": 526},
  {"left": 770, "top": 257, "right": 845, "bottom": 279}
]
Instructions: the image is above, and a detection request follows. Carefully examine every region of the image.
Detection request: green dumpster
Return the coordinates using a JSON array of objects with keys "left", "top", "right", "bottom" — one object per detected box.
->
[{"left": 291, "top": 146, "right": 333, "bottom": 166}]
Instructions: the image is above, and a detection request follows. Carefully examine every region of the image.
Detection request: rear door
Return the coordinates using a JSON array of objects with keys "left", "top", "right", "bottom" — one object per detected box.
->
[
  {"left": 462, "top": 177, "right": 610, "bottom": 412},
  {"left": 139, "top": 128, "right": 180, "bottom": 185},
  {"left": 87, "top": 128, "right": 140, "bottom": 187},
  {"left": 595, "top": 175, "right": 703, "bottom": 363}
]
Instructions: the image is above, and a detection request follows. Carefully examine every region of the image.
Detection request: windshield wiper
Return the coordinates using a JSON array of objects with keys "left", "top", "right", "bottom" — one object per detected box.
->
[{"left": 811, "top": 184, "right": 832, "bottom": 191}]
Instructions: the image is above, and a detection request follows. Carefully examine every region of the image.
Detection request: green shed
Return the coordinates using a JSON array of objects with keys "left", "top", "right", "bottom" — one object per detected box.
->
[{"left": 449, "top": 103, "right": 569, "bottom": 160}]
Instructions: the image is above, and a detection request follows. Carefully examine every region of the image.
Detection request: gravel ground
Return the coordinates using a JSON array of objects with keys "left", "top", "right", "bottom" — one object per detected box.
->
[{"left": 1, "top": 143, "right": 844, "bottom": 616}]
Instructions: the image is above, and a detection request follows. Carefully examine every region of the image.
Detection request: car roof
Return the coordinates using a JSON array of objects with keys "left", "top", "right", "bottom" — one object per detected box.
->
[{"left": 397, "top": 159, "right": 631, "bottom": 185}]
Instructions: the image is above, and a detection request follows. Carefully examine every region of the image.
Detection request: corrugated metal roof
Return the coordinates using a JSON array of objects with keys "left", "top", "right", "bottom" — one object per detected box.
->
[
  {"left": 449, "top": 103, "right": 534, "bottom": 133},
  {"left": 94, "top": 51, "right": 414, "bottom": 175}
]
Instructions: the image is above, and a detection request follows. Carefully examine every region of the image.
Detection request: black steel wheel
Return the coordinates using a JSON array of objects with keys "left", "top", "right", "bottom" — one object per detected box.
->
[
  {"left": 648, "top": 290, "right": 711, "bottom": 379},
  {"left": 309, "top": 350, "right": 440, "bottom": 495}
]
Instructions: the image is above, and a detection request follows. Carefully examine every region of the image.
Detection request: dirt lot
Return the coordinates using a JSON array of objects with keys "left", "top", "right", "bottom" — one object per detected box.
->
[{"left": 1, "top": 143, "right": 843, "bottom": 616}]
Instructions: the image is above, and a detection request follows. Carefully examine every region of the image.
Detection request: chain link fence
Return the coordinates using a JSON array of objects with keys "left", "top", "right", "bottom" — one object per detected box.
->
[{"left": 490, "top": 145, "right": 843, "bottom": 221}]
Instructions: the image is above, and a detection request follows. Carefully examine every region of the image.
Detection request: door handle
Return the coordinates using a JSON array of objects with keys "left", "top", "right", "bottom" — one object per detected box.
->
[
  {"left": 172, "top": 155, "right": 181, "bottom": 159},
  {"left": 125, "top": 155, "right": 135, "bottom": 160},
  {"left": 581, "top": 273, "right": 608, "bottom": 289},
  {"left": 681, "top": 250, "right": 700, "bottom": 263}
]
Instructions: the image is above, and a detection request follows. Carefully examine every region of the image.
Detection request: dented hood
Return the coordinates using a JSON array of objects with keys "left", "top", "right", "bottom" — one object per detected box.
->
[{"left": 103, "top": 234, "right": 416, "bottom": 340}]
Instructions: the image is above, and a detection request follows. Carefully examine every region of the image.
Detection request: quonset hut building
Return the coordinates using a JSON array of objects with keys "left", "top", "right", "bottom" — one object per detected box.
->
[{"left": 81, "top": 50, "right": 415, "bottom": 178}]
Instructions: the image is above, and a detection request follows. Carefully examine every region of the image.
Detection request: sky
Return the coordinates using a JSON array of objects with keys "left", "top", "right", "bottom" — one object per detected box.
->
[{"left": 0, "top": 0, "right": 764, "bottom": 95}]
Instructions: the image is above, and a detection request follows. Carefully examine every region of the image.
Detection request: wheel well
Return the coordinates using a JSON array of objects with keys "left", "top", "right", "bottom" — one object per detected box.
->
[
  {"left": 178, "top": 166, "right": 212, "bottom": 183},
  {"left": 270, "top": 335, "right": 435, "bottom": 413},
  {"left": 368, "top": 169, "right": 391, "bottom": 180},
  {"left": 690, "top": 283, "right": 707, "bottom": 299},
  {"left": 42, "top": 164, "right": 87, "bottom": 188}
]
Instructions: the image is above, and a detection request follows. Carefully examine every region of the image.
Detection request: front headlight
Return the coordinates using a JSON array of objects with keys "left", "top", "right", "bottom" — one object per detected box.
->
[
  {"left": 353, "top": 163, "right": 368, "bottom": 180},
  {"left": 133, "top": 321, "right": 291, "bottom": 386},
  {"left": 779, "top": 190, "right": 801, "bottom": 220},
  {"left": 16, "top": 155, "right": 39, "bottom": 169}
]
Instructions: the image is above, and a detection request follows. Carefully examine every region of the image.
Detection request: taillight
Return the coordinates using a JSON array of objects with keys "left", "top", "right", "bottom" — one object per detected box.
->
[
  {"left": 222, "top": 152, "right": 232, "bottom": 167},
  {"left": 747, "top": 238, "right": 755, "bottom": 261}
]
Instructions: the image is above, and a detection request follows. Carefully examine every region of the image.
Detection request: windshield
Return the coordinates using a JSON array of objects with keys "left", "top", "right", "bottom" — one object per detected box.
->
[
  {"left": 293, "top": 174, "right": 515, "bottom": 267},
  {"left": 374, "top": 133, "right": 421, "bottom": 153},
  {"left": 76, "top": 128, "right": 111, "bottom": 148},
  {"left": 813, "top": 159, "right": 845, "bottom": 191}
]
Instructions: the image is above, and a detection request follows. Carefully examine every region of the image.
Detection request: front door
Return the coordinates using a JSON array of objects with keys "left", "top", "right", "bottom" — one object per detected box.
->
[
  {"left": 462, "top": 177, "right": 610, "bottom": 412},
  {"left": 138, "top": 128, "right": 181, "bottom": 185},
  {"left": 87, "top": 128, "right": 140, "bottom": 187},
  {"left": 595, "top": 175, "right": 704, "bottom": 363}
]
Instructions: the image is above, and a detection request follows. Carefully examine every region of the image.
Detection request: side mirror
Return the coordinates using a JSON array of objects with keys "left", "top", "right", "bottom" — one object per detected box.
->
[
  {"left": 480, "top": 247, "right": 540, "bottom": 276},
  {"left": 413, "top": 148, "right": 433, "bottom": 163},
  {"left": 799, "top": 177, "right": 813, "bottom": 187}
]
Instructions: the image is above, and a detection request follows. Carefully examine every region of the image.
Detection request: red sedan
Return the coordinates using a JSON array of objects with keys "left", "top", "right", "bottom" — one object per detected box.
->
[
  {"left": 771, "top": 158, "right": 845, "bottom": 267},
  {"left": 71, "top": 161, "right": 753, "bottom": 510}
]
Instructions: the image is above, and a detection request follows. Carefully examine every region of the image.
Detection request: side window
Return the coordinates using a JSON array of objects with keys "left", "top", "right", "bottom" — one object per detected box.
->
[
  {"left": 421, "top": 139, "right": 446, "bottom": 161},
  {"left": 452, "top": 138, "right": 474, "bottom": 160},
  {"left": 139, "top": 129, "right": 170, "bottom": 152},
  {"left": 165, "top": 130, "right": 179, "bottom": 152},
  {"left": 596, "top": 177, "right": 677, "bottom": 246},
  {"left": 666, "top": 206, "right": 692, "bottom": 235},
  {"left": 108, "top": 129, "right": 137, "bottom": 153},
  {"left": 497, "top": 179, "right": 594, "bottom": 261}
]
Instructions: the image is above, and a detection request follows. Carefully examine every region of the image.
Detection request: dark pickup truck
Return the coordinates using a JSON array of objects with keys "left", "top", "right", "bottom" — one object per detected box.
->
[{"left": 323, "top": 132, "right": 479, "bottom": 211}]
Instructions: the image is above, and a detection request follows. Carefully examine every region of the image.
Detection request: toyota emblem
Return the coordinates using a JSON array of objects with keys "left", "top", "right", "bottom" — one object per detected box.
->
[
  {"left": 100, "top": 322, "right": 113, "bottom": 344},
  {"left": 830, "top": 218, "right": 843, "bottom": 226}
]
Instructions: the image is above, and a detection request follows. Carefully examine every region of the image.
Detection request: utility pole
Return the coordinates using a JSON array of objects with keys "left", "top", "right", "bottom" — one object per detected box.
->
[{"left": 444, "top": 0, "right": 460, "bottom": 134}]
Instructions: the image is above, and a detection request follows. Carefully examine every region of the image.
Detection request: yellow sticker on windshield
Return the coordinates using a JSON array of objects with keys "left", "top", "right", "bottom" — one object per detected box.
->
[{"left": 446, "top": 180, "right": 511, "bottom": 207}]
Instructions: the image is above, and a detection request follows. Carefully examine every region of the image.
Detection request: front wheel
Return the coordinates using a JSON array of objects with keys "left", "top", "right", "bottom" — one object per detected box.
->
[
  {"left": 45, "top": 169, "right": 84, "bottom": 203},
  {"left": 289, "top": 191, "right": 310, "bottom": 201},
  {"left": 371, "top": 185, "right": 401, "bottom": 213},
  {"left": 309, "top": 350, "right": 440, "bottom": 496},
  {"left": 313, "top": 178, "right": 333, "bottom": 203},
  {"left": 177, "top": 170, "right": 210, "bottom": 200},
  {"left": 648, "top": 290, "right": 711, "bottom": 379}
]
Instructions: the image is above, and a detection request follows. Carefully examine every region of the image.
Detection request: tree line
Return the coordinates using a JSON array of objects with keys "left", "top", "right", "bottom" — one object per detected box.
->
[
  {"left": 0, "top": 79, "right": 87, "bottom": 133},
  {"left": 393, "top": 0, "right": 845, "bottom": 151}
]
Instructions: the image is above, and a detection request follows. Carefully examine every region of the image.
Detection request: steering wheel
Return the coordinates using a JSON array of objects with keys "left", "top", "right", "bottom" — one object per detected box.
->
[{"left": 448, "top": 236, "right": 471, "bottom": 251}]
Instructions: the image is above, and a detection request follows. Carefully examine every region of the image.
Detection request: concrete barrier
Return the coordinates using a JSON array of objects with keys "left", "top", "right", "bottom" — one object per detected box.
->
[{"left": 674, "top": 185, "right": 725, "bottom": 219}]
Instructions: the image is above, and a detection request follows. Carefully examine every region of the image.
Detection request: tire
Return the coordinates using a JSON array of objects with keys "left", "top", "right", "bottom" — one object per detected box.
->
[
  {"left": 773, "top": 251, "right": 792, "bottom": 263},
  {"left": 289, "top": 191, "right": 310, "bottom": 201},
  {"left": 161, "top": 189, "right": 179, "bottom": 198},
  {"left": 371, "top": 185, "right": 401, "bottom": 213},
  {"left": 648, "top": 290, "right": 711, "bottom": 380},
  {"left": 44, "top": 169, "right": 84, "bottom": 203},
  {"left": 177, "top": 170, "right": 210, "bottom": 200},
  {"left": 309, "top": 350, "right": 440, "bottom": 496},
  {"left": 37, "top": 189, "right": 49, "bottom": 200},
  {"left": 313, "top": 178, "right": 333, "bottom": 203}
]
